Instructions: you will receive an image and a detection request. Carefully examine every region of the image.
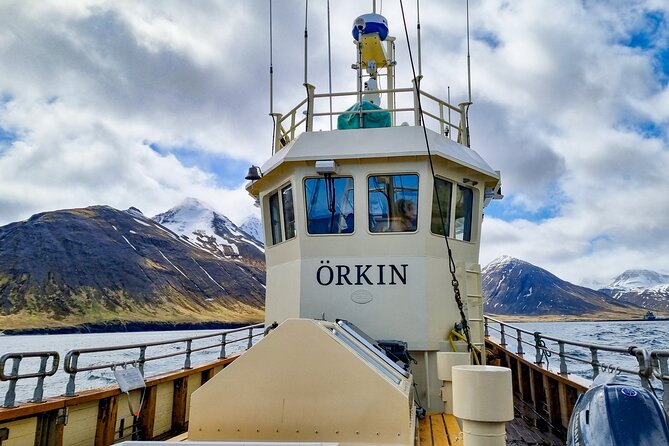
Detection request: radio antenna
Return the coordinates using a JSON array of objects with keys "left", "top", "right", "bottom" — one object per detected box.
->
[
  {"left": 417, "top": 0, "right": 422, "bottom": 76},
  {"left": 269, "top": 0, "right": 274, "bottom": 115},
  {"left": 327, "top": 0, "right": 333, "bottom": 130},
  {"left": 304, "top": 0, "right": 309, "bottom": 84},
  {"left": 466, "top": 0, "right": 472, "bottom": 103}
]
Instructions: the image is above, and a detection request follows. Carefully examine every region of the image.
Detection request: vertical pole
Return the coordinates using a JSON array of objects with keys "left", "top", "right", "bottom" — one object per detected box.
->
[
  {"left": 357, "top": 34, "right": 364, "bottom": 128},
  {"left": 138, "top": 346, "right": 146, "bottom": 377},
  {"left": 559, "top": 342, "right": 568, "bottom": 376},
  {"left": 247, "top": 327, "right": 254, "bottom": 350},
  {"left": 303, "top": 0, "right": 309, "bottom": 85},
  {"left": 590, "top": 347, "right": 599, "bottom": 379},
  {"left": 184, "top": 340, "right": 192, "bottom": 370},
  {"left": 65, "top": 353, "right": 79, "bottom": 397},
  {"left": 220, "top": 333, "right": 227, "bottom": 359},
  {"left": 3, "top": 357, "right": 20, "bottom": 408},
  {"left": 326, "top": 0, "right": 333, "bottom": 130},
  {"left": 416, "top": 0, "right": 422, "bottom": 76},
  {"left": 516, "top": 330, "right": 524, "bottom": 356},
  {"left": 424, "top": 351, "right": 431, "bottom": 410},
  {"left": 33, "top": 356, "right": 48, "bottom": 403},
  {"left": 500, "top": 324, "right": 507, "bottom": 346},
  {"left": 412, "top": 76, "right": 422, "bottom": 126},
  {"left": 386, "top": 37, "right": 396, "bottom": 126}
]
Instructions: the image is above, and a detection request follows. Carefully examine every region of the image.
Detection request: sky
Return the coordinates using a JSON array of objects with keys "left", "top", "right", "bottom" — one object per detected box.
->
[{"left": 0, "top": 0, "right": 668, "bottom": 286}]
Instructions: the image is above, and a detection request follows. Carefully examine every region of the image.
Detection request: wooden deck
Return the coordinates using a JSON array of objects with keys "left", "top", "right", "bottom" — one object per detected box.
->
[{"left": 417, "top": 410, "right": 565, "bottom": 446}]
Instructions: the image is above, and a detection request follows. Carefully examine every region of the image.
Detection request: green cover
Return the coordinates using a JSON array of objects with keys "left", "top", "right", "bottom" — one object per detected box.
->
[{"left": 337, "top": 100, "right": 392, "bottom": 130}]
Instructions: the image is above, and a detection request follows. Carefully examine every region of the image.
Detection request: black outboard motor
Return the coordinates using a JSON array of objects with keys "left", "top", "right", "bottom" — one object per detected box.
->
[{"left": 567, "top": 381, "right": 669, "bottom": 446}]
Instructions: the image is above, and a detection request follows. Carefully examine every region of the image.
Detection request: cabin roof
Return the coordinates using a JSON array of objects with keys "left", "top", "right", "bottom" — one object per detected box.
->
[{"left": 260, "top": 126, "right": 499, "bottom": 181}]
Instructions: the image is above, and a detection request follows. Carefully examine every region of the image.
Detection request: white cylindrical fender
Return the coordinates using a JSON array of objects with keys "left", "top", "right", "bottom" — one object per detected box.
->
[{"left": 452, "top": 365, "right": 513, "bottom": 446}]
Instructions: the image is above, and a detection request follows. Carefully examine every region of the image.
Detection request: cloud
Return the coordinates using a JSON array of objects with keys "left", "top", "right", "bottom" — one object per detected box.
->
[{"left": 0, "top": 0, "right": 668, "bottom": 285}]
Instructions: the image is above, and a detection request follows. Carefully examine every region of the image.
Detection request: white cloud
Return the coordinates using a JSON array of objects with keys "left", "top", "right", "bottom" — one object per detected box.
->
[{"left": 0, "top": 0, "right": 668, "bottom": 285}]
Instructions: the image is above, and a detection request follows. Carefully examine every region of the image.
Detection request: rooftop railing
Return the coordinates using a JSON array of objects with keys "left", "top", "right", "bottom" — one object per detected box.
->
[
  {"left": 0, "top": 323, "right": 264, "bottom": 408},
  {"left": 484, "top": 315, "right": 669, "bottom": 410},
  {"left": 271, "top": 77, "right": 471, "bottom": 154}
]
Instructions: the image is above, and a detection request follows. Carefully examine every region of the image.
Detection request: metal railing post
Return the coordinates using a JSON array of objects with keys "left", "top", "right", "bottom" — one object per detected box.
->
[
  {"left": 220, "top": 333, "right": 227, "bottom": 359},
  {"left": 457, "top": 102, "right": 471, "bottom": 147},
  {"left": 484, "top": 317, "right": 489, "bottom": 338},
  {"left": 559, "top": 342, "right": 568, "bottom": 376},
  {"left": 656, "top": 354, "right": 669, "bottom": 411},
  {"left": 271, "top": 113, "right": 283, "bottom": 153},
  {"left": 247, "top": 327, "right": 254, "bottom": 350},
  {"left": 590, "top": 347, "right": 600, "bottom": 379},
  {"left": 32, "top": 356, "right": 48, "bottom": 403},
  {"left": 534, "top": 332, "right": 543, "bottom": 365},
  {"left": 138, "top": 346, "right": 146, "bottom": 376},
  {"left": 65, "top": 352, "right": 79, "bottom": 397},
  {"left": 632, "top": 347, "right": 652, "bottom": 389},
  {"left": 3, "top": 357, "right": 21, "bottom": 408},
  {"left": 184, "top": 340, "right": 192, "bottom": 369},
  {"left": 500, "top": 324, "right": 507, "bottom": 346},
  {"left": 412, "top": 76, "right": 423, "bottom": 126},
  {"left": 304, "top": 83, "right": 315, "bottom": 132},
  {"left": 516, "top": 330, "right": 524, "bottom": 356}
]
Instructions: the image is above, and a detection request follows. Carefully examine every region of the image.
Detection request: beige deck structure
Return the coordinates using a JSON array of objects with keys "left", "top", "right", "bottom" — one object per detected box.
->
[{"left": 188, "top": 319, "right": 415, "bottom": 444}]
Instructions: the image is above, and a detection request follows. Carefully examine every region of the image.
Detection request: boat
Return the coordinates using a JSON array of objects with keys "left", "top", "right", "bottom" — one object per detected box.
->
[
  {"left": 644, "top": 310, "right": 657, "bottom": 321},
  {"left": 2, "top": 4, "right": 669, "bottom": 446}
]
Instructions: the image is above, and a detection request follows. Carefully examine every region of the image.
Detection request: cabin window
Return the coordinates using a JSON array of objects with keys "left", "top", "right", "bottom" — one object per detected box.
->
[
  {"left": 368, "top": 174, "right": 419, "bottom": 233},
  {"left": 455, "top": 185, "right": 473, "bottom": 241},
  {"left": 431, "top": 178, "right": 453, "bottom": 236},
  {"left": 269, "top": 192, "right": 283, "bottom": 245},
  {"left": 282, "top": 185, "right": 296, "bottom": 240},
  {"left": 304, "top": 176, "right": 354, "bottom": 234}
]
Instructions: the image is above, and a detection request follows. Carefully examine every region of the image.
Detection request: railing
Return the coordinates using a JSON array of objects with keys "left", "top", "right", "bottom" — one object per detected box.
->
[
  {"left": 0, "top": 323, "right": 264, "bottom": 408},
  {"left": 271, "top": 78, "right": 471, "bottom": 153},
  {"left": 484, "top": 315, "right": 669, "bottom": 410}
]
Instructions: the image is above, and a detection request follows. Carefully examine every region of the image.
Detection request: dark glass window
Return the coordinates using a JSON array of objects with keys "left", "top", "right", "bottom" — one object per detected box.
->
[
  {"left": 368, "top": 174, "right": 418, "bottom": 233},
  {"left": 282, "top": 185, "right": 296, "bottom": 240},
  {"left": 455, "top": 185, "right": 473, "bottom": 241},
  {"left": 269, "top": 192, "right": 283, "bottom": 245},
  {"left": 304, "top": 177, "right": 354, "bottom": 234},
  {"left": 431, "top": 178, "right": 453, "bottom": 236}
]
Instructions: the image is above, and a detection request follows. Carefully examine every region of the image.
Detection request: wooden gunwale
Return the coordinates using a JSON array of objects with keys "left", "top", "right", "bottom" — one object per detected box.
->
[{"left": 0, "top": 355, "right": 239, "bottom": 424}]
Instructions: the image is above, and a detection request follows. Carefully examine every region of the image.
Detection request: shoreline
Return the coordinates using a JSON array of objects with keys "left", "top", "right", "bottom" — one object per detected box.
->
[{"left": 1, "top": 320, "right": 256, "bottom": 336}]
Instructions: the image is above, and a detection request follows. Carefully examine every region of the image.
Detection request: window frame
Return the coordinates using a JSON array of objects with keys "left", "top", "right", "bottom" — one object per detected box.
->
[
  {"left": 367, "top": 172, "right": 420, "bottom": 235},
  {"left": 430, "top": 176, "right": 454, "bottom": 237},
  {"left": 454, "top": 184, "right": 474, "bottom": 242},
  {"left": 303, "top": 175, "right": 356, "bottom": 237},
  {"left": 266, "top": 182, "right": 296, "bottom": 247}
]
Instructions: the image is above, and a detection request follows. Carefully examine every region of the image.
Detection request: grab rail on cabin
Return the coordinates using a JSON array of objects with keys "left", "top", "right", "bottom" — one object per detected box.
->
[
  {"left": 0, "top": 351, "right": 59, "bottom": 408},
  {"left": 271, "top": 78, "right": 470, "bottom": 154},
  {"left": 0, "top": 323, "right": 264, "bottom": 407},
  {"left": 484, "top": 315, "right": 668, "bottom": 410}
]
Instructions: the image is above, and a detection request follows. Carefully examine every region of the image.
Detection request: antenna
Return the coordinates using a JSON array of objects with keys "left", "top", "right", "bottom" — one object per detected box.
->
[
  {"left": 416, "top": 0, "right": 422, "bottom": 76},
  {"left": 304, "top": 0, "right": 309, "bottom": 84},
  {"left": 466, "top": 0, "right": 472, "bottom": 103},
  {"left": 327, "top": 0, "right": 333, "bottom": 130},
  {"left": 269, "top": 0, "right": 274, "bottom": 115}
]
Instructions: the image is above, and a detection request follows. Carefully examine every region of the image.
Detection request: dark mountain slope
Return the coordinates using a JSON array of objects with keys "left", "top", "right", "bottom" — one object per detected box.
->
[{"left": 0, "top": 206, "right": 264, "bottom": 329}]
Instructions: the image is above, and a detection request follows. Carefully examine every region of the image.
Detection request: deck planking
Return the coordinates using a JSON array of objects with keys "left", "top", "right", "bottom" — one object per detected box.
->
[{"left": 417, "top": 410, "right": 564, "bottom": 446}]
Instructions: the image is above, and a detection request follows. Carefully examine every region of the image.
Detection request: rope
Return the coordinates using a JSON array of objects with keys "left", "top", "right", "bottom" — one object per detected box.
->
[{"left": 398, "top": 0, "right": 474, "bottom": 353}]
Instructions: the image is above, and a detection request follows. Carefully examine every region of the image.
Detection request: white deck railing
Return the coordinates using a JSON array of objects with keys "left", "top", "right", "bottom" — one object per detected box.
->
[{"left": 271, "top": 77, "right": 471, "bottom": 154}]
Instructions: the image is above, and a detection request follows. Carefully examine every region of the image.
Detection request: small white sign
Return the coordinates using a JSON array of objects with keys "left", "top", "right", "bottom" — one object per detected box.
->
[{"left": 114, "top": 367, "right": 146, "bottom": 393}]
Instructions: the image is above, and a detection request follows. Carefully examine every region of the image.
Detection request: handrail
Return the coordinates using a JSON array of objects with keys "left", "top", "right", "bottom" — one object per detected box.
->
[
  {"left": 0, "top": 351, "right": 59, "bottom": 408},
  {"left": 1, "top": 323, "right": 265, "bottom": 405},
  {"left": 484, "top": 315, "right": 668, "bottom": 410},
  {"left": 272, "top": 79, "right": 469, "bottom": 154}
]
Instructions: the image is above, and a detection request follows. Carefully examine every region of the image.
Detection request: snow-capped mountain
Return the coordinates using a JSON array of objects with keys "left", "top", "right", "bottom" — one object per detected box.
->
[
  {"left": 152, "top": 198, "right": 264, "bottom": 267},
  {"left": 0, "top": 205, "right": 265, "bottom": 329},
  {"left": 482, "top": 256, "right": 636, "bottom": 317},
  {"left": 240, "top": 215, "right": 263, "bottom": 244},
  {"left": 599, "top": 270, "right": 669, "bottom": 312}
]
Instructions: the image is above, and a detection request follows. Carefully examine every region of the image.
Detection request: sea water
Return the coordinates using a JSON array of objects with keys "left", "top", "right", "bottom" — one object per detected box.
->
[
  {"left": 1, "top": 320, "right": 667, "bottom": 405},
  {"left": 0, "top": 328, "right": 260, "bottom": 405}
]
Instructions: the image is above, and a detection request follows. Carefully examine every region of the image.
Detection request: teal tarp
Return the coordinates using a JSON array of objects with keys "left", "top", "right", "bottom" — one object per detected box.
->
[{"left": 337, "top": 100, "right": 392, "bottom": 130}]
